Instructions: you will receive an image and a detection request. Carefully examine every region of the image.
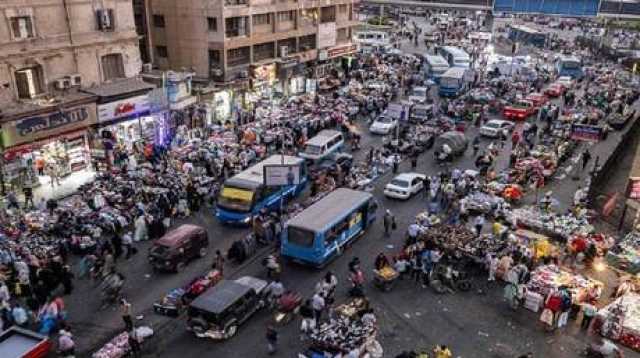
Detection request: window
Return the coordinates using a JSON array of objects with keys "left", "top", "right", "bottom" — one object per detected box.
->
[
  {"left": 153, "top": 14, "right": 165, "bottom": 28},
  {"left": 227, "top": 46, "right": 250, "bottom": 66},
  {"left": 287, "top": 227, "right": 315, "bottom": 247},
  {"left": 337, "top": 28, "right": 349, "bottom": 43},
  {"left": 338, "top": 4, "right": 348, "bottom": 13},
  {"left": 253, "top": 13, "right": 270, "bottom": 26},
  {"left": 96, "top": 9, "right": 115, "bottom": 31},
  {"left": 320, "top": 6, "right": 336, "bottom": 23},
  {"left": 10, "top": 16, "right": 34, "bottom": 39},
  {"left": 207, "top": 17, "right": 217, "bottom": 31},
  {"left": 225, "top": 17, "right": 248, "bottom": 37},
  {"left": 208, "top": 50, "right": 221, "bottom": 67},
  {"left": 155, "top": 45, "right": 168, "bottom": 58},
  {"left": 225, "top": 0, "right": 248, "bottom": 5},
  {"left": 299, "top": 34, "right": 316, "bottom": 50},
  {"left": 253, "top": 42, "right": 275, "bottom": 61},
  {"left": 277, "top": 10, "right": 295, "bottom": 22},
  {"left": 14, "top": 67, "right": 43, "bottom": 99},
  {"left": 101, "top": 54, "right": 125, "bottom": 81}
]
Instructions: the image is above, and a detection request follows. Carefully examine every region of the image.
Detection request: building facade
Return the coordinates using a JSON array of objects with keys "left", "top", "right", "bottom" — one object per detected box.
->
[
  {"left": 148, "top": 0, "right": 359, "bottom": 86},
  {"left": 0, "top": 0, "right": 144, "bottom": 192}
]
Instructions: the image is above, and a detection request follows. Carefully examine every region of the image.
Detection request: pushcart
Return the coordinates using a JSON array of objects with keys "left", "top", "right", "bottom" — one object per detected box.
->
[{"left": 373, "top": 267, "right": 399, "bottom": 292}]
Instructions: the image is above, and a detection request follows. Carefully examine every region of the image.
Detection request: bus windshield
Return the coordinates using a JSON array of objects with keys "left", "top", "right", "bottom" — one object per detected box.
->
[
  {"left": 304, "top": 144, "right": 323, "bottom": 155},
  {"left": 218, "top": 186, "right": 255, "bottom": 212},
  {"left": 287, "top": 227, "right": 315, "bottom": 247},
  {"left": 440, "top": 77, "right": 459, "bottom": 87},
  {"left": 562, "top": 61, "right": 580, "bottom": 69}
]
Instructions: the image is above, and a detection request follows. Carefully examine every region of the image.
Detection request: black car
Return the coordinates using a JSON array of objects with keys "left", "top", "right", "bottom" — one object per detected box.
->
[{"left": 186, "top": 276, "right": 267, "bottom": 340}]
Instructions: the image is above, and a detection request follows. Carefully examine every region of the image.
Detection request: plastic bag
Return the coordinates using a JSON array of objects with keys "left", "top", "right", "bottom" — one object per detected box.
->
[{"left": 540, "top": 308, "right": 553, "bottom": 326}]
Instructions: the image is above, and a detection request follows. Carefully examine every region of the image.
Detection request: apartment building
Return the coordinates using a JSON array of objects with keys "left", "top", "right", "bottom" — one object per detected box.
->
[
  {"left": 148, "top": 0, "right": 359, "bottom": 87},
  {"left": 0, "top": 0, "right": 148, "bottom": 192}
]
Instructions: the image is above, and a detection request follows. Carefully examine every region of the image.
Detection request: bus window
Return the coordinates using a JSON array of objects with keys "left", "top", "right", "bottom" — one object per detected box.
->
[
  {"left": 304, "top": 144, "right": 324, "bottom": 156},
  {"left": 218, "top": 186, "right": 254, "bottom": 212},
  {"left": 288, "top": 227, "right": 315, "bottom": 247}
]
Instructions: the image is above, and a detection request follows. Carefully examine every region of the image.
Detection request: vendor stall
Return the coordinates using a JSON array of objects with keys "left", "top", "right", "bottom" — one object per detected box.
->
[
  {"left": 607, "top": 231, "right": 640, "bottom": 274},
  {"left": 525, "top": 265, "right": 603, "bottom": 312},
  {"left": 597, "top": 292, "right": 640, "bottom": 351}
]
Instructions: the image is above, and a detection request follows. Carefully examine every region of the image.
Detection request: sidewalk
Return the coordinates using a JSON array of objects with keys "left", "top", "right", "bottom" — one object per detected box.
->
[{"left": 10, "top": 169, "right": 96, "bottom": 206}]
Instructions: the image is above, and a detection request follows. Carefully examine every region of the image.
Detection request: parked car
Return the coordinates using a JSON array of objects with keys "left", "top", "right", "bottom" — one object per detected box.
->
[
  {"left": 480, "top": 119, "right": 515, "bottom": 138},
  {"left": 556, "top": 76, "right": 575, "bottom": 89},
  {"left": 410, "top": 104, "right": 433, "bottom": 123},
  {"left": 525, "top": 93, "right": 549, "bottom": 108},
  {"left": 544, "top": 83, "right": 565, "bottom": 97},
  {"left": 369, "top": 115, "right": 398, "bottom": 135},
  {"left": 148, "top": 224, "right": 209, "bottom": 272},
  {"left": 186, "top": 276, "right": 268, "bottom": 340},
  {"left": 503, "top": 100, "right": 536, "bottom": 120},
  {"left": 408, "top": 86, "right": 429, "bottom": 104},
  {"left": 384, "top": 173, "right": 426, "bottom": 200}
]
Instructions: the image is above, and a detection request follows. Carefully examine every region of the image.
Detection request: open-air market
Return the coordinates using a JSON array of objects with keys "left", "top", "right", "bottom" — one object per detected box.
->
[{"left": 5, "top": 1, "right": 640, "bottom": 357}]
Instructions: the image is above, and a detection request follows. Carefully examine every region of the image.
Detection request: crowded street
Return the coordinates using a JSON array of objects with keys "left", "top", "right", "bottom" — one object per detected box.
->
[{"left": 2, "top": 3, "right": 640, "bottom": 358}]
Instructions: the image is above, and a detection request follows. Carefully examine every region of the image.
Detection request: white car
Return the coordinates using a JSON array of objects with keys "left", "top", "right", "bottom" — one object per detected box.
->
[
  {"left": 369, "top": 115, "right": 398, "bottom": 135},
  {"left": 556, "top": 76, "right": 575, "bottom": 89},
  {"left": 480, "top": 119, "right": 514, "bottom": 138},
  {"left": 408, "top": 86, "right": 428, "bottom": 104},
  {"left": 384, "top": 173, "right": 426, "bottom": 200}
]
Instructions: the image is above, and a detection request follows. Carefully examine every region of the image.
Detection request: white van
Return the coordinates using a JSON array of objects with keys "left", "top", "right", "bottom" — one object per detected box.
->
[{"left": 299, "top": 130, "right": 344, "bottom": 161}]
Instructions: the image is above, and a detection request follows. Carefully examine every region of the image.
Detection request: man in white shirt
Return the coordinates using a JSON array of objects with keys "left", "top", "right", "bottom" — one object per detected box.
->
[{"left": 311, "top": 292, "right": 325, "bottom": 323}]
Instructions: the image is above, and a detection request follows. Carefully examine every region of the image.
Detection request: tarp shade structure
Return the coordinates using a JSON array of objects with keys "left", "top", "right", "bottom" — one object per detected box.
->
[
  {"left": 599, "top": 1, "right": 640, "bottom": 15},
  {"left": 494, "top": 0, "right": 600, "bottom": 16}
]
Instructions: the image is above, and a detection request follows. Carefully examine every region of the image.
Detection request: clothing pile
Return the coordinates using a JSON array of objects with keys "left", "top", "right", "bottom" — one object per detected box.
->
[
  {"left": 597, "top": 292, "right": 640, "bottom": 351},
  {"left": 309, "top": 315, "right": 377, "bottom": 354},
  {"left": 527, "top": 265, "right": 602, "bottom": 302},
  {"left": 607, "top": 231, "right": 640, "bottom": 274},
  {"left": 92, "top": 326, "right": 153, "bottom": 358},
  {"left": 510, "top": 206, "right": 594, "bottom": 240}
]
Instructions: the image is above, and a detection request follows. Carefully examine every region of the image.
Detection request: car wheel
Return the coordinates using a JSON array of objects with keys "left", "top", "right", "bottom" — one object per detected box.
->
[
  {"left": 226, "top": 324, "right": 238, "bottom": 338},
  {"left": 175, "top": 262, "right": 186, "bottom": 273},
  {"left": 199, "top": 247, "right": 208, "bottom": 258}
]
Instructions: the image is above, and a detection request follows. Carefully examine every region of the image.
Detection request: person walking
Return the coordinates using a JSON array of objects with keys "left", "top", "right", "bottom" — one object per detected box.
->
[
  {"left": 121, "top": 298, "right": 133, "bottom": 331},
  {"left": 383, "top": 210, "right": 395, "bottom": 238},
  {"left": 122, "top": 232, "right": 135, "bottom": 260},
  {"left": 266, "top": 325, "right": 278, "bottom": 355},
  {"left": 311, "top": 292, "right": 325, "bottom": 323},
  {"left": 212, "top": 250, "right": 225, "bottom": 274},
  {"left": 581, "top": 149, "right": 592, "bottom": 171},
  {"left": 23, "top": 186, "right": 34, "bottom": 209}
]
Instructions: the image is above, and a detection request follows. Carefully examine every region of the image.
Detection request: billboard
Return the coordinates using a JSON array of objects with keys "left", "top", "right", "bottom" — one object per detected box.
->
[
  {"left": 264, "top": 164, "right": 301, "bottom": 186},
  {"left": 318, "top": 22, "right": 337, "bottom": 48}
]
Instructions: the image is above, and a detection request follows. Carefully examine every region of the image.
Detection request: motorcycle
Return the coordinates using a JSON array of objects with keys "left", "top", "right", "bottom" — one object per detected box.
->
[{"left": 272, "top": 291, "right": 302, "bottom": 325}]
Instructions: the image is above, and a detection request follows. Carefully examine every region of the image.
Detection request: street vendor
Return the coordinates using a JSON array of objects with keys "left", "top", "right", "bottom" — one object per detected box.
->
[{"left": 374, "top": 253, "right": 391, "bottom": 271}]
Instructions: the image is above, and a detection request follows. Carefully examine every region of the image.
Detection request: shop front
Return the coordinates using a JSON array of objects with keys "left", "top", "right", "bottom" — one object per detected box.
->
[{"left": 1, "top": 100, "right": 98, "bottom": 191}]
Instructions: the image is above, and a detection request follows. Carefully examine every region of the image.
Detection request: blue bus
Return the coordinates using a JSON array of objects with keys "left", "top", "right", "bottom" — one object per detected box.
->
[
  {"left": 436, "top": 46, "right": 471, "bottom": 68},
  {"left": 439, "top": 67, "right": 471, "bottom": 97},
  {"left": 423, "top": 55, "right": 450, "bottom": 83},
  {"left": 281, "top": 188, "right": 377, "bottom": 267},
  {"left": 508, "top": 24, "right": 547, "bottom": 48},
  {"left": 215, "top": 155, "right": 307, "bottom": 224},
  {"left": 555, "top": 55, "right": 583, "bottom": 79}
]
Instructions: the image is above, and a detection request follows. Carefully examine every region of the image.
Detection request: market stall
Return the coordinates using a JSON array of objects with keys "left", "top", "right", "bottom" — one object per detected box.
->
[
  {"left": 597, "top": 292, "right": 640, "bottom": 351},
  {"left": 607, "top": 231, "right": 640, "bottom": 274},
  {"left": 524, "top": 265, "right": 603, "bottom": 312}
]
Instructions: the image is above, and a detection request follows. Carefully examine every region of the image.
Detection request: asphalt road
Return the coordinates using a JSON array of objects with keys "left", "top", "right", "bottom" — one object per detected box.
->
[{"left": 65, "top": 17, "right": 638, "bottom": 358}]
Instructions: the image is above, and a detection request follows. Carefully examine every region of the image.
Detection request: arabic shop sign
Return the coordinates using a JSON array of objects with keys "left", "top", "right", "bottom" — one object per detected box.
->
[
  {"left": 97, "top": 94, "right": 150, "bottom": 123},
  {"left": 3, "top": 103, "right": 97, "bottom": 147}
]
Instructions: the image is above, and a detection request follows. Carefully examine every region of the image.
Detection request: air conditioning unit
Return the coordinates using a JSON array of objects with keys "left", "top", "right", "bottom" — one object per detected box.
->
[
  {"left": 280, "top": 45, "right": 288, "bottom": 58},
  {"left": 54, "top": 78, "right": 71, "bottom": 90},
  {"left": 142, "top": 63, "right": 153, "bottom": 72},
  {"left": 69, "top": 74, "right": 82, "bottom": 86},
  {"left": 238, "top": 70, "right": 248, "bottom": 78},
  {"left": 211, "top": 68, "right": 223, "bottom": 77}
]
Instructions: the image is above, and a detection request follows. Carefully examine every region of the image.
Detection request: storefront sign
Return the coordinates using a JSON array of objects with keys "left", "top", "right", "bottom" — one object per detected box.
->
[
  {"left": 318, "top": 50, "right": 328, "bottom": 61},
  {"left": 3, "top": 103, "right": 98, "bottom": 147},
  {"left": 327, "top": 44, "right": 358, "bottom": 59},
  {"left": 169, "top": 96, "right": 197, "bottom": 110},
  {"left": 97, "top": 95, "right": 150, "bottom": 123},
  {"left": 570, "top": 124, "right": 603, "bottom": 142},
  {"left": 318, "top": 22, "right": 337, "bottom": 48},
  {"left": 628, "top": 177, "right": 640, "bottom": 200},
  {"left": 252, "top": 64, "right": 277, "bottom": 85}
]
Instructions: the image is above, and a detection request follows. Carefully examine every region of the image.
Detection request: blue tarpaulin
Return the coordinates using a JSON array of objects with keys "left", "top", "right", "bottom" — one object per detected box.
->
[{"left": 494, "top": 0, "right": 600, "bottom": 16}]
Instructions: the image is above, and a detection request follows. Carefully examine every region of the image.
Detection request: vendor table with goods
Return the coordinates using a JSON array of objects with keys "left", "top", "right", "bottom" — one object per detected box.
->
[
  {"left": 510, "top": 206, "right": 594, "bottom": 241},
  {"left": 525, "top": 265, "right": 602, "bottom": 312},
  {"left": 92, "top": 326, "right": 154, "bottom": 358},
  {"left": 607, "top": 231, "right": 640, "bottom": 274},
  {"left": 596, "top": 292, "right": 640, "bottom": 351}
]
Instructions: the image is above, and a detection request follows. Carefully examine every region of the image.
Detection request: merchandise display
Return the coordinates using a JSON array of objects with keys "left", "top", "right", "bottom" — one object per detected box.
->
[
  {"left": 597, "top": 293, "right": 640, "bottom": 351},
  {"left": 527, "top": 265, "right": 602, "bottom": 304},
  {"left": 607, "top": 231, "right": 640, "bottom": 274}
]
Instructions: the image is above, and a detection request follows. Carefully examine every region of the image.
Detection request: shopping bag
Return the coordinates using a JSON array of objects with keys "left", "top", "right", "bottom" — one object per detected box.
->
[
  {"left": 557, "top": 311, "right": 569, "bottom": 328},
  {"left": 539, "top": 308, "right": 553, "bottom": 326}
]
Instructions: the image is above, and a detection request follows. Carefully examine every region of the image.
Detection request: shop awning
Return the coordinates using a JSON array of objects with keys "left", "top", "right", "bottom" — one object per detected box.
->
[{"left": 81, "top": 78, "right": 156, "bottom": 103}]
